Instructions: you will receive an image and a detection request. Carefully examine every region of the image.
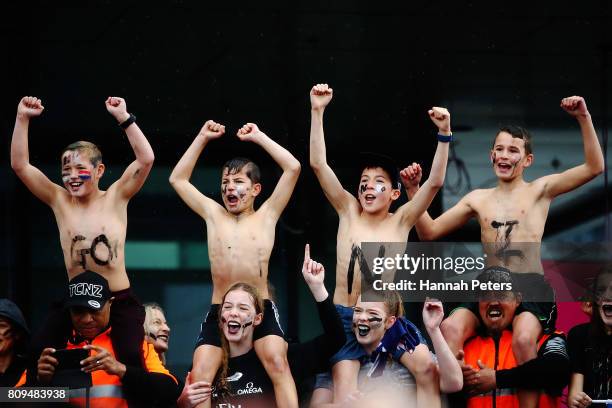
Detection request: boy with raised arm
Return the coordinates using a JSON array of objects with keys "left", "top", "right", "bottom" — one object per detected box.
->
[
  {"left": 10, "top": 96, "right": 155, "bottom": 377},
  {"left": 308, "top": 83, "right": 453, "bottom": 406},
  {"left": 169, "top": 121, "right": 301, "bottom": 408},
  {"left": 403, "top": 95, "right": 604, "bottom": 408}
]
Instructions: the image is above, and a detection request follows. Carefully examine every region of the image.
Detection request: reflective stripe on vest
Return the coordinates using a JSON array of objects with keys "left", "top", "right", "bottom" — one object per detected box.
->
[
  {"left": 69, "top": 385, "right": 124, "bottom": 399},
  {"left": 465, "top": 330, "right": 562, "bottom": 408}
]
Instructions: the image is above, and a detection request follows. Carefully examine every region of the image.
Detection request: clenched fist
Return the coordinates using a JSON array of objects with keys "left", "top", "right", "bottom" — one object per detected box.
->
[
  {"left": 198, "top": 120, "right": 225, "bottom": 140},
  {"left": 561, "top": 96, "right": 589, "bottom": 117},
  {"left": 310, "top": 83, "right": 333, "bottom": 111},
  {"left": 17, "top": 96, "right": 44, "bottom": 119},
  {"left": 400, "top": 162, "right": 422, "bottom": 191},
  {"left": 237, "top": 123, "right": 264, "bottom": 143},
  {"left": 105, "top": 96, "right": 130, "bottom": 123},
  {"left": 428, "top": 107, "right": 451, "bottom": 134}
]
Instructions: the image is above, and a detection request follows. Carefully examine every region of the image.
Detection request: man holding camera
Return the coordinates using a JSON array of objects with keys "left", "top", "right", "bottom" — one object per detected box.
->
[{"left": 34, "top": 271, "right": 180, "bottom": 407}]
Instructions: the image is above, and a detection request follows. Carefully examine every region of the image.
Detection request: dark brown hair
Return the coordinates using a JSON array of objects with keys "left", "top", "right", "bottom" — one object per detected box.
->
[
  {"left": 222, "top": 158, "right": 261, "bottom": 184},
  {"left": 492, "top": 125, "right": 532, "bottom": 155}
]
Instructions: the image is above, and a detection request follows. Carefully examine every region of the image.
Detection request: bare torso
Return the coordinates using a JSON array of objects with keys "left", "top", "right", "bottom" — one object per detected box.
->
[
  {"left": 468, "top": 179, "right": 550, "bottom": 273},
  {"left": 53, "top": 189, "right": 129, "bottom": 292},
  {"left": 335, "top": 205, "right": 410, "bottom": 306},
  {"left": 206, "top": 210, "right": 274, "bottom": 304}
]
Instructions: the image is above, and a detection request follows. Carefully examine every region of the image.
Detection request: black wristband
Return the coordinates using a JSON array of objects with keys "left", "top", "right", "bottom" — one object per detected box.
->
[
  {"left": 437, "top": 132, "right": 453, "bottom": 143},
  {"left": 119, "top": 113, "right": 136, "bottom": 129}
]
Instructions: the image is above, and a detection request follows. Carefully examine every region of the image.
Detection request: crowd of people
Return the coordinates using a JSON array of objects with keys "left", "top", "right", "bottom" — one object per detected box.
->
[{"left": 0, "top": 86, "right": 609, "bottom": 407}]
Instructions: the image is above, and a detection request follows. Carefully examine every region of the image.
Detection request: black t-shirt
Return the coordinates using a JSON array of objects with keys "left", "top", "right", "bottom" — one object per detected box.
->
[
  {"left": 212, "top": 296, "right": 345, "bottom": 408},
  {"left": 214, "top": 349, "right": 275, "bottom": 408},
  {"left": 567, "top": 323, "right": 612, "bottom": 400}
]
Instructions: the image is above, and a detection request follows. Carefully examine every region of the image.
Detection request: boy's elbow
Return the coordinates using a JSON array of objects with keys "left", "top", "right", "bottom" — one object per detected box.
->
[
  {"left": 309, "top": 158, "right": 321, "bottom": 171},
  {"left": 418, "top": 228, "right": 436, "bottom": 242},
  {"left": 11, "top": 159, "right": 27, "bottom": 174},
  {"left": 288, "top": 159, "right": 301, "bottom": 174},
  {"left": 592, "top": 161, "right": 605, "bottom": 176},
  {"left": 168, "top": 172, "right": 180, "bottom": 186},
  {"left": 142, "top": 152, "right": 155, "bottom": 167},
  {"left": 430, "top": 179, "right": 444, "bottom": 190}
]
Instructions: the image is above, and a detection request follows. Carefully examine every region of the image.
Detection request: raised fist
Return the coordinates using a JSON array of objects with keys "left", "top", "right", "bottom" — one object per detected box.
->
[
  {"left": 428, "top": 107, "right": 451, "bottom": 133},
  {"left": 105, "top": 97, "right": 130, "bottom": 122},
  {"left": 199, "top": 120, "right": 225, "bottom": 140},
  {"left": 400, "top": 162, "right": 422, "bottom": 190},
  {"left": 17, "top": 96, "right": 44, "bottom": 118},
  {"left": 236, "top": 123, "right": 263, "bottom": 142},
  {"left": 310, "top": 83, "right": 333, "bottom": 111},
  {"left": 561, "top": 96, "right": 589, "bottom": 117}
]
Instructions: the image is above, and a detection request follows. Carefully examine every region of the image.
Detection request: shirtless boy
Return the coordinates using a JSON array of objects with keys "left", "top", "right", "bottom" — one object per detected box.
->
[
  {"left": 169, "top": 121, "right": 301, "bottom": 408},
  {"left": 403, "top": 95, "right": 604, "bottom": 407},
  {"left": 309, "top": 83, "right": 453, "bottom": 406},
  {"left": 10, "top": 96, "right": 155, "bottom": 374}
]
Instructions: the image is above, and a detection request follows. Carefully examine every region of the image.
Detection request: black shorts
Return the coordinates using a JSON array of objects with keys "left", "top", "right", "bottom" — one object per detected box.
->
[
  {"left": 109, "top": 287, "right": 146, "bottom": 368},
  {"left": 195, "top": 299, "right": 284, "bottom": 349}
]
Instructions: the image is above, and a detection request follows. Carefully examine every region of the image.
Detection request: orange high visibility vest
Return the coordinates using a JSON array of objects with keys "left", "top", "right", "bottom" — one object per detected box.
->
[
  {"left": 464, "top": 330, "right": 560, "bottom": 408},
  {"left": 17, "top": 327, "right": 176, "bottom": 407}
]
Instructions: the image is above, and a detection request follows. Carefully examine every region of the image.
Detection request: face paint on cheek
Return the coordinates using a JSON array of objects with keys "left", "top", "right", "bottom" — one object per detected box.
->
[
  {"left": 367, "top": 317, "right": 383, "bottom": 329},
  {"left": 359, "top": 184, "right": 367, "bottom": 195},
  {"left": 374, "top": 184, "right": 386, "bottom": 193},
  {"left": 62, "top": 175, "right": 70, "bottom": 184},
  {"left": 78, "top": 170, "right": 92, "bottom": 181}
]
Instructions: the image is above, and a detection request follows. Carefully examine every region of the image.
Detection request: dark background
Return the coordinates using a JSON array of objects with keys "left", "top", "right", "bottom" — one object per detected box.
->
[{"left": 1, "top": 0, "right": 611, "bottom": 376}]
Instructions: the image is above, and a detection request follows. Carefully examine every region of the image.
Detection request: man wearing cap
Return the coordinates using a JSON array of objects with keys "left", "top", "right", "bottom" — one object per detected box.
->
[
  {"left": 33, "top": 271, "right": 180, "bottom": 407},
  {"left": 461, "top": 267, "right": 570, "bottom": 408},
  {"left": 0, "top": 299, "right": 29, "bottom": 387}
]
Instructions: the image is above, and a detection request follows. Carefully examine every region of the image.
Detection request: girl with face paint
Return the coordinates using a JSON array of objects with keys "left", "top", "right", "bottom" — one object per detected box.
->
[
  {"left": 568, "top": 268, "right": 612, "bottom": 408},
  {"left": 178, "top": 245, "right": 344, "bottom": 408}
]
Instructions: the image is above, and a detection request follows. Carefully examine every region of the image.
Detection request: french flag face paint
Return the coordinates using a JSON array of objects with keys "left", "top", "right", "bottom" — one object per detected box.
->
[{"left": 78, "top": 170, "right": 92, "bottom": 181}]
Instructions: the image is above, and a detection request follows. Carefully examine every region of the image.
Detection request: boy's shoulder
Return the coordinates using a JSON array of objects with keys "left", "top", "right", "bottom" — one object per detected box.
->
[{"left": 462, "top": 188, "right": 494, "bottom": 204}]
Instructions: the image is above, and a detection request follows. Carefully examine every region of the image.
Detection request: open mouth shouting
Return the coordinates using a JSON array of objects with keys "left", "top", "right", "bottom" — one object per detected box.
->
[
  {"left": 66, "top": 180, "right": 84, "bottom": 192},
  {"left": 356, "top": 323, "right": 371, "bottom": 337},
  {"left": 156, "top": 334, "right": 169, "bottom": 343},
  {"left": 486, "top": 304, "right": 503, "bottom": 321},
  {"left": 363, "top": 193, "right": 377, "bottom": 204},
  {"left": 496, "top": 162, "right": 513, "bottom": 172},
  {"left": 227, "top": 320, "right": 242, "bottom": 335},
  {"left": 226, "top": 194, "right": 239, "bottom": 206},
  {"left": 601, "top": 302, "right": 612, "bottom": 318}
]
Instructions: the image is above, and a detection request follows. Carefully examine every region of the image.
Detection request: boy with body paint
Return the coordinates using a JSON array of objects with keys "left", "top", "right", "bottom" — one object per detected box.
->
[
  {"left": 308, "top": 83, "right": 453, "bottom": 405},
  {"left": 403, "top": 96, "right": 604, "bottom": 408},
  {"left": 10, "top": 96, "right": 155, "bottom": 379},
  {"left": 169, "top": 121, "right": 301, "bottom": 408}
]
